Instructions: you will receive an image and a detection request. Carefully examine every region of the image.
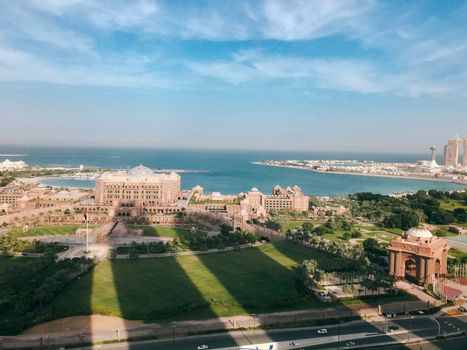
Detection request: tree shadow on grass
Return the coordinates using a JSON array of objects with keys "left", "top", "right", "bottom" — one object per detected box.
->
[
  {"left": 110, "top": 254, "right": 240, "bottom": 349},
  {"left": 0, "top": 255, "right": 93, "bottom": 349}
]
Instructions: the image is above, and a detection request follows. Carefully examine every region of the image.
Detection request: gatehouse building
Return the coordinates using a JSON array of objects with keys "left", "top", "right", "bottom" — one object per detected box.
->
[{"left": 388, "top": 228, "right": 448, "bottom": 286}]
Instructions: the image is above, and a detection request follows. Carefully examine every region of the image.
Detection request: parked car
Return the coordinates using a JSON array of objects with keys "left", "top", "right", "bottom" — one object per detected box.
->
[
  {"left": 317, "top": 328, "right": 328, "bottom": 334},
  {"left": 197, "top": 346, "right": 208, "bottom": 350},
  {"left": 387, "top": 326, "right": 399, "bottom": 333}
]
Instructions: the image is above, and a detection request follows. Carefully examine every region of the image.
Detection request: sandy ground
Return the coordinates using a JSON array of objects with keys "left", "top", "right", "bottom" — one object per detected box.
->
[{"left": 21, "top": 315, "right": 144, "bottom": 336}]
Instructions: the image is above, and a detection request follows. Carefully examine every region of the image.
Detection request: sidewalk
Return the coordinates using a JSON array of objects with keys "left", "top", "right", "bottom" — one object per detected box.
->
[{"left": 2, "top": 299, "right": 429, "bottom": 349}]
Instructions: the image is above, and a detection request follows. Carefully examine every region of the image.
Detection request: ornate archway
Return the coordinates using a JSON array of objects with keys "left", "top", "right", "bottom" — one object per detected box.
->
[{"left": 404, "top": 257, "right": 418, "bottom": 282}]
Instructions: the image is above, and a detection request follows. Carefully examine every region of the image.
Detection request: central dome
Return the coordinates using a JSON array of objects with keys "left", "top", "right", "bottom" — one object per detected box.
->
[
  {"left": 128, "top": 165, "right": 154, "bottom": 177},
  {"left": 404, "top": 228, "right": 433, "bottom": 239}
]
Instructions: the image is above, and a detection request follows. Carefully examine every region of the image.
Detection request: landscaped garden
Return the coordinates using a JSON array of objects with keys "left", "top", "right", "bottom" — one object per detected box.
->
[
  {"left": 8, "top": 225, "right": 81, "bottom": 237},
  {"left": 50, "top": 241, "right": 359, "bottom": 323},
  {"left": 128, "top": 225, "right": 207, "bottom": 239},
  {"left": 0, "top": 256, "right": 94, "bottom": 334}
]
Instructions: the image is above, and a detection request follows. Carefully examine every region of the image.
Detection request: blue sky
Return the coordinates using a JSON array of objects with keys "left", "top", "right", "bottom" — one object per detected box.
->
[{"left": 0, "top": 0, "right": 466, "bottom": 152}]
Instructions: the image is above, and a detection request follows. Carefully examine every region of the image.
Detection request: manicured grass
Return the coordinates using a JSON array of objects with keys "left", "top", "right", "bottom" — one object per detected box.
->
[
  {"left": 340, "top": 291, "right": 416, "bottom": 306},
  {"left": 448, "top": 248, "right": 467, "bottom": 260},
  {"left": 361, "top": 226, "right": 404, "bottom": 235},
  {"left": 362, "top": 231, "right": 399, "bottom": 243},
  {"left": 322, "top": 231, "right": 346, "bottom": 241},
  {"left": 285, "top": 220, "right": 306, "bottom": 231},
  {"left": 439, "top": 199, "right": 467, "bottom": 212},
  {"left": 8, "top": 225, "right": 81, "bottom": 237},
  {"left": 50, "top": 241, "right": 352, "bottom": 321},
  {"left": 129, "top": 225, "right": 208, "bottom": 239},
  {"left": 434, "top": 229, "right": 458, "bottom": 238}
]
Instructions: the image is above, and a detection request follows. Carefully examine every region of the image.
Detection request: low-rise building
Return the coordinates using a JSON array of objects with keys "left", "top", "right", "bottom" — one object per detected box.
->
[
  {"left": 0, "top": 159, "right": 27, "bottom": 170},
  {"left": 388, "top": 228, "right": 448, "bottom": 286}
]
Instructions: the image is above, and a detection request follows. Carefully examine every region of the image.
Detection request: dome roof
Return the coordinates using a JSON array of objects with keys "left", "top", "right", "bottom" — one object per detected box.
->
[
  {"left": 404, "top": 228, "right": 433, "bottom": 239},
  {"left": 250, "top": 187, "right": 259, "bottom": 192},
  {"left": 128, "top": 165, "right": 154, "bottom": 177}
]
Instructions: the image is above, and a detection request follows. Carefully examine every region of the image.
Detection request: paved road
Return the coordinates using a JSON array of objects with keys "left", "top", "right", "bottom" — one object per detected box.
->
[
  {"left": 89, "top": 316, "right": 467, "bottom": 350},
  {"left": 372, "top": 335, "right": 467, "bottom": 350}
]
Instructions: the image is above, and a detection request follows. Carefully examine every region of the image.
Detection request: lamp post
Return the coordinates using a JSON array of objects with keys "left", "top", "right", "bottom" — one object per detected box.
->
[
  {"left": 408, "top": 316, "right": 415, "bottom": 342},
  {"left": 252, "top": 314, "right": 257, "bottom": 344},
  {"left": 172, "top": 324, "right": 176, "bottom": 349},
  {"left": 431, "top": 317, "right": 441, "bottom": 337}
]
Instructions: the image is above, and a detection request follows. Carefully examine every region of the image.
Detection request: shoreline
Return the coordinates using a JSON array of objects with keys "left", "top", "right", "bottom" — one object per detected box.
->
[{"left": 253, "top": 162, "right": 467, "bottom": 186}]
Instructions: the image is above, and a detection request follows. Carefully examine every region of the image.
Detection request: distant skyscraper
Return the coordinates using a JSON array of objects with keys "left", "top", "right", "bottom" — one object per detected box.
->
[
  {"left": 444, "top": 136, "right": 465, "bottom": 167},
  {"left": 464, "top": 136, "right": 467, "bottom": 166}
]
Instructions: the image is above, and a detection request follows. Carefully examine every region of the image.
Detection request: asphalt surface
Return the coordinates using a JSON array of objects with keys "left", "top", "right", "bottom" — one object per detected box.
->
[{"left": 91, "top": 316, "right": 467, "bottom": 350}]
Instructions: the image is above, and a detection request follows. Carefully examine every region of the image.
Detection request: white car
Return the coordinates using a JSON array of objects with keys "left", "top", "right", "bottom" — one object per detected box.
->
[
  {"left": 197, "top": 346, "right": 208, "bottom": 350},
  {"left": 345, "top": 341, "right": 356, "bottom": 346},
  {"left": 317, "top": 328, "right": 327, "bottom": 334}
]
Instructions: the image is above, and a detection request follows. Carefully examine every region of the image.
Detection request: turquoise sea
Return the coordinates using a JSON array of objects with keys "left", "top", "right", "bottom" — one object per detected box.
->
[{"left": 1, "top": 146, "right": 465, "bottom": 196}]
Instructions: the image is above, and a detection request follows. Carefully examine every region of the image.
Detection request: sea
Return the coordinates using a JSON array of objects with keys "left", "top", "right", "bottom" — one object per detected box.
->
[{"left": 1, "top": 146, "right": 465, "bottom": 196}]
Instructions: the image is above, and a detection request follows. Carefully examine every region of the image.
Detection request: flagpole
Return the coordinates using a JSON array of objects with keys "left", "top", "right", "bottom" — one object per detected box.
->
[{"left": 86, "top": 206, "right": 89, "bottom": 253}]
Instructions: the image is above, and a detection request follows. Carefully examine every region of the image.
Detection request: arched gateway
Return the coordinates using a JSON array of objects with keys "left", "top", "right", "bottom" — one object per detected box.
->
[{"left": 388, "top": 228, "right": 448, "bottom": 286}]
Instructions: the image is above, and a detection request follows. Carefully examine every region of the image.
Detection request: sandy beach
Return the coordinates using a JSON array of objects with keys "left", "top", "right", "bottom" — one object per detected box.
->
[{"left": 253, "top": 162, "right": 467, "bottom": 186}]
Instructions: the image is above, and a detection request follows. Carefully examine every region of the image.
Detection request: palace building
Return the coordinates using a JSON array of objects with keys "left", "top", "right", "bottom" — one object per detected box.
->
[
  {"left": 388, "top": 228, "right": 448, "bottom": 286},
  {"left": 263, "top": 185, "right": 309, "bottom": 212},
  {"left": 95, "top": 165, "right": 182, "bottom": 218}
]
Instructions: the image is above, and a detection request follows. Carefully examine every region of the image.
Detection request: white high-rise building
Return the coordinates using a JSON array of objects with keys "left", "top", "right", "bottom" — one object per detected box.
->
[
  {"left": 444, "top": 136, "right": 464, "bottom": 167},
  {"left": 464, "top": 136, "right": 467, "bottom": 166}
]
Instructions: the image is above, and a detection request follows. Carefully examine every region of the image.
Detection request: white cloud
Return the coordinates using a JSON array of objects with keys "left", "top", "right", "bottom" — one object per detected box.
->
[
  {"left": 0, "top": 0, "right": 465, "bottom": 97},
  {"left": 260, "top": 0, "right": 374, "bottom": 40},
  {"left": 0, "top": 46, "right": 175, "bottom": 89},
  {"left": 186, "top": 50, "right": 465, "bottom": 97}
]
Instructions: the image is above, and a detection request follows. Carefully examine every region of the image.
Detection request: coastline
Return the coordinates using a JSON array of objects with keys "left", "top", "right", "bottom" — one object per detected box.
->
[{"left": 253, "top": 162, "right": 467, "bottom": 186}]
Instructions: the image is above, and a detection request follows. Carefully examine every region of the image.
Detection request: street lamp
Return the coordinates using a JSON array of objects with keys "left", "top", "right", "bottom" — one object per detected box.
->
[
  {"left": 172, "top": 324, "right": 176, "bottom": 348},
  {"left": 408, "top": 316, "right": 415, "bottom": 342},
  {"left": 431, "top": 317, "right": 441, "bottom": 337},
  {"left": 252, "top": 313, "right": 257, "bottom": 344}
]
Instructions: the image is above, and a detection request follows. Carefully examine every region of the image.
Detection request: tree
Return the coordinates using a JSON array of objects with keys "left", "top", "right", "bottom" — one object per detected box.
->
[
  {"left": 265, "top": 220, "right": 281, "bottom": 231},
  {"left": 342, "top": 284, "right": 356, "bottom": 296},
  {"left": 300, "top": 259, "right": 318, "bottom": 281},
  {"left": 453, "top": 208, "right": 467, "bottom": 223},
  {"left": 302, "top": 222, "right": 314, "bottom": 233},
  {"left": 426, "top": 209, "right": 455, "bottom": 225},
  {"left": 220, "top": 224, "right": 232, "bottom": 236}
]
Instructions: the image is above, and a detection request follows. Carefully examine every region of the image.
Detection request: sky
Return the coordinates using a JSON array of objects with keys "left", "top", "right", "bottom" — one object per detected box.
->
[{"left": 0, "top": 0, "right": 466, "bottom": 153}]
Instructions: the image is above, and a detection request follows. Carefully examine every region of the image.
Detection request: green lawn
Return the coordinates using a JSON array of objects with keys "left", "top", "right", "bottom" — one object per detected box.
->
[
  {"left": 322, "top": 230, "right": 347, "bottom": 241},
  {"left": 50, "top": 241, "right": 353, "bottom": 321},
  {"left": 361, "top": 226, "right": 404, "bottom": 235},
  {"left": 439, "top": 199, "right": 467, "bottom": 212},
  {"left": 448, "top": 248, "right": 467, "bottom": 260},
  {"left": 362, "top": 231, "right": 399, "bottom": 243},
  {"left": 8, "top": 225, "right": 81, "bottom": 237},
  {"left": 129, "top": 225, "right": 208, "bottom": 239},
  {"left": 285, "top": 220, "right": 306, "bottom": 231}
]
